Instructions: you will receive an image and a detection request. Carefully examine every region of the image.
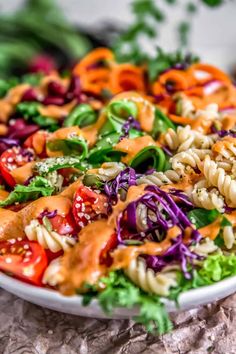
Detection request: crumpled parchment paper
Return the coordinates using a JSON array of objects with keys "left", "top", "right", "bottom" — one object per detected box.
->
[{"left": 0, "top": 289, "right": 236, "bottom": 354}]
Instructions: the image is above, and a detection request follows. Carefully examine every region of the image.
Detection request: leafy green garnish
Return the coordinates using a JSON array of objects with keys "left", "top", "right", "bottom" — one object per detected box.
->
[
  {"left": 83, "top": 271, "right": 172, "bottom": 334},
  {"left": 169, "top": 253, "right": 236, "bottom": 301},
  {"left": 16, "top": 102, "right": 59, "bottom": 131},
  {"left": 0, "top": 176, "right": 54, "bottom": 207},
  {"left": 148, "top": 48, "right": 199, "bottom": 82},
  {"left": 187, "top": 208, "right": 220, "bottom": 229}
]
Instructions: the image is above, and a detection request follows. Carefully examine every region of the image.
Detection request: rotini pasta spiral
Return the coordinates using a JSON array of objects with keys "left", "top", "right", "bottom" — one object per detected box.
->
[
  {"left": 223, "top": 226, "right": 235, "bottom": 250},
  {"left": 25, "top": 219, "right": 76, "bottom": 253},
  {"left": 97, "top": 162, "right": 125, "bottom": 181},
  {"left": 137, "top": 169, "right": 181, "bottom": 186},
  {"left": 202, "top": 155, "right": 236, "bottom": 206},
  {"left": 170, "top": 149, "right": 211, "bottom": 173},
  {"left": 125, "top": 258, "right": 178, "bottom": 296},
  {"left": 177, "top": 94, "right": 195, "bottom": 117},
  {"left": 42, "top": 257, "right": 63, "bottom": 286},
  {"left": 164, "top": 125, "right": 216, "bottom": 152},
  {"left": 191, "top": 237, "right": 219, "bottom": 257},
  {"left": 191, "top": 180, "right": 225, "bottom": 212}
]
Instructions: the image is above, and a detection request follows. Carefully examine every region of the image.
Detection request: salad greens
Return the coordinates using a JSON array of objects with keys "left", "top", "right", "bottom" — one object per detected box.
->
[
  {"left": 0, "top": 176, "right": 54, "bottom": 207},
  {"left": 83, "top": 271, "right": 173, "bottom": 334}
]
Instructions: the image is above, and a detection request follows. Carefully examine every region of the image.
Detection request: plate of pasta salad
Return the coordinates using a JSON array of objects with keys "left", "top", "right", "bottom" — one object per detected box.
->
[{"left": 1, "top": 48, "right": 236, "bottom": 334}]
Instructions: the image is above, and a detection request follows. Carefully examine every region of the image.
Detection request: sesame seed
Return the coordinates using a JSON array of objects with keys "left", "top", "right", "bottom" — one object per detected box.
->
[{"left": 5, "top": 257, "right": 12, "bottom": 264}]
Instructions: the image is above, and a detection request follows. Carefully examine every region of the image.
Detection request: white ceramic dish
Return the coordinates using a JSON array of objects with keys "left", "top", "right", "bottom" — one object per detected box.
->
[{"left": 1, "top": 272, "right": 236, "bottom": 319}]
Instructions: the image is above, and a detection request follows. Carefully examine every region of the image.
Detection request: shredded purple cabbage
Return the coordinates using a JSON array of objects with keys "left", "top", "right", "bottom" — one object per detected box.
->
[
  {"left": 104, "top": 167, "right": 137, "bottom": 212},
  {"left": 217, "top": 129, "right": 236, "bottom": 138},
  {"left": 116, "top": 185, "right": 201, "bottom": 278},
  {"left": 39, "top": 209, "right": 57, "bottom": 219},
  {"left": 119, "top": 116, "right": 141, "bottom": 140},
  {"left": 162, "top": 145, "right": 173, "bottom": 157}
]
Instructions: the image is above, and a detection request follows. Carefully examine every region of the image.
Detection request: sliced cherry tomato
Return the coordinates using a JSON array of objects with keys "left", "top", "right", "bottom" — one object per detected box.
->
[
  {"left": 72, "top": 186, "right": 108, "bottom": 230},
  {"left": 0, "top": 240, "right": 48, "bottom": 285},
  {"left": 99, "top": 233, "right": 118, "bottom": 266},
  {"left": 0, "top": 147, "right": 35, "bottom": 187},
  {"left": 49, "top": 213, "right": 78, "bottom": 235}
]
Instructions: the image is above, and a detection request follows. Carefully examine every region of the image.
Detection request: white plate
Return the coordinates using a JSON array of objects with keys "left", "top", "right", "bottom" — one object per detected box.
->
[{"left": 0, "top": 272, "right": 236, "bottom": 319}]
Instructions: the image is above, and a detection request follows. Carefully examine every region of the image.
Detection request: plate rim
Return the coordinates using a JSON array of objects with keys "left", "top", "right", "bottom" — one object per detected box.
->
[{"left": 1, "top": 271, "right": 236, "bottom": 316}]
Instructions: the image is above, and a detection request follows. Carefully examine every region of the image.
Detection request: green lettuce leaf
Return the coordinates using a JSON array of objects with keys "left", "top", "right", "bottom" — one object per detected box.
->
[
  {"left": 0, "top": 176, "right": 54, "bottom": 207},
  {"left": 82, "top": 271, "right": 173, "bottom": 334}
]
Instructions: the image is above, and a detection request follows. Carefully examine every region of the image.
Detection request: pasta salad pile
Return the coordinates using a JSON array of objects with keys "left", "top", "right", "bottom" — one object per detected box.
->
[{"left": 1, "top": 48, "right": 236, "bottom": 333}]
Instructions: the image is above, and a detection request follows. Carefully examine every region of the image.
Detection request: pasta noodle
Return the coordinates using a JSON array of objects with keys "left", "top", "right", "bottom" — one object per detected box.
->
[
  {"left": 191, "top": 180, "right": 225, "bottom": 212},
  {"left": 137, "top": 170, "right": 181, "bottom": 186},
  {"left": 25, "top": 219, "right": 76, "bottom": 253},
  {"left": 170, "top": 148, "right": 211, "bottom": 173},
  {"left": 42, "top": 257, "right": 63, "bottom": 286},
  {"left": 96, "top": 162, "right": 125, "bottom": 181},
  {"left": 164, "top": 125, "right": 216, "bottom": 152},
  {"left": 202, "top": 155, "right": 236, "bottom": 206},
  {"left": 223, "top": 226, "right": 235, "bottom": 250},
  {"left": 125, "top": 258, "right": 178, "bottom": 296},
  {"left": 191, "top": 237, "right": 219, "bottom": 257}
]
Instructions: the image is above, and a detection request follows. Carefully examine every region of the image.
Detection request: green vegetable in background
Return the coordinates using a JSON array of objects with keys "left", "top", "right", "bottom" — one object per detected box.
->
[
  {"left": 63, "top": 104, "right": 97, "bottom": 128},
  {"left": 0, "top": 0, "right": 91, "bottom": 77},
  {"left": 0, "top": 176, "right": 54, "bottom": 207}
]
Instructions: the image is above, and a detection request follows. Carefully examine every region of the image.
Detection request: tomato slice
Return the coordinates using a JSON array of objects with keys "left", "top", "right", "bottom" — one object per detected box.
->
[
  {"left": 99, "top": 233, "right": 118, "bottom": 266},
  {"left": 49, "top": 213, "right": 78, "bottom": 236},
  {"left": 0, "top": 240, "right": 48, "bottom": 285},
  {"left": 72, "top": 186, "right": 108, "bottom": 230},
  {"left": 0, "top": 147, "right": 35, "bottom": 187}
]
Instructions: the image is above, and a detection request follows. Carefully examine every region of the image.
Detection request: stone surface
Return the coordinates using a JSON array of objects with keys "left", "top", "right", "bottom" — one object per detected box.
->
[{"left": 1, "top": 289, "right": 236, "bottom": 354}]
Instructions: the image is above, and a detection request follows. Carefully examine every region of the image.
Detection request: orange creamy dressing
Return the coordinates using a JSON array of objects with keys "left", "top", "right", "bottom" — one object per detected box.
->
[
  {"left": 198, "top": 218, "right": 222, "bottom": 240},
  {"left": 10, "top": 161, "right": 35, "bottom": 185},
  {"left": 59, "top": 219, "right": 115, "bottom": 295},
  {"left": 0, "top": 84, "right": 30, "bottom": 123},
  {"left": 114, "top": 135, "right": 157, "bottom": 165},
  {"left": 38, "top": 100, "right": 76, "bottom": 120},
  {"left": 0, "top": 195, "right": 72, "bottom": 241},
  {"left": 0, "top": 124, "right": 8, "bottom": 135},
  {"left": 60, "top": 179, "right": 82, "bottom": 199},
  {"left": 0, "top": 208, "right": 23, "bottom": 240},
  {"left": 0, "top": 190, "right": 9, "bottom": 201},
  {"left": 221, "top": 114, "right": 236, "bottom": 130},
  {"left": 212, "top": 136, "right": 236, "bottom": 154},
  {"left": 30, "top": 131, "right": 48, "bottom": 155}
]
